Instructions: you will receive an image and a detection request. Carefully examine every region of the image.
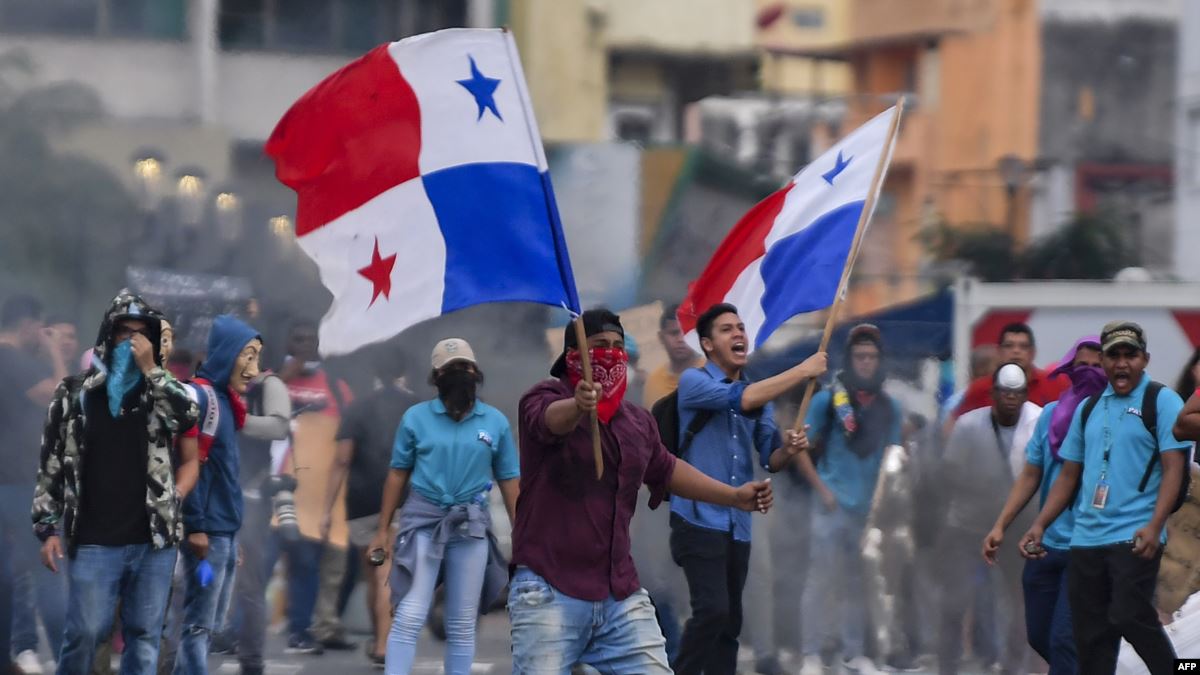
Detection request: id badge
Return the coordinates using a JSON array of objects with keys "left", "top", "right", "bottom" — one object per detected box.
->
[{"left": 1092, "top": 480, "right": 1110, "bottom": 510}]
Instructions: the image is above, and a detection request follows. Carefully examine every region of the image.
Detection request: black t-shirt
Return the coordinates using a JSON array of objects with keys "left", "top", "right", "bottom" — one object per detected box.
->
[
  {"left": 336, "top": 386, "right": 418, "bottom": 520},
  {"left": 0, "top": 344, "right": 51, "bottom": 485},
  {"left": 75, "top": 386, "right": 152, "bottom": 546}
]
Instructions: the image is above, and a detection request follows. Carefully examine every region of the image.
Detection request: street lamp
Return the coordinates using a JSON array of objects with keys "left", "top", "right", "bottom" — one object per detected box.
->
[
  {"left": 269, "top": 215, "right": 293, "bottom": 238},
  {"left": 214, "top": 188, "right": 243, "bottom": 243},
  {"left": 131, "top": 148, "right": 166, "bottom": 212},
  {"left": 997, "top": 154, "right": 1028, "bottom": 244},
  {"left": 175, "top": 166, "right": 208, "bottom": 229}
]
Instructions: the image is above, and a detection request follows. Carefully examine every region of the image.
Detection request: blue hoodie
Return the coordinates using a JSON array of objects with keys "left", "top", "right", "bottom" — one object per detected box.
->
[{"left": 182, "top": 315, "right": 260, "bottom": 536}]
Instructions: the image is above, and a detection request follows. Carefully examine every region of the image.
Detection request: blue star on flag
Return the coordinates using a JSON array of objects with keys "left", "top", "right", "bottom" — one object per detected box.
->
[
  {"left": 822, "top": 150, "right": 852, "bottom": 185},
  {"left": 456, "top": 55, "right": 503, "bottom": 121}
]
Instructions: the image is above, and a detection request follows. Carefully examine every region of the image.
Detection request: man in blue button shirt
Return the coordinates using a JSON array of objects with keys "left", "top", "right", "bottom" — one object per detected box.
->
[
  {"left": 670, "top": 303, "right": 826, "bottom": 675},
  {"left": 795, "top": 324, "right": 902, "bottom": 675},
  {"left": 1020, "top": 321, "right": 1187, "bottom": 675}
]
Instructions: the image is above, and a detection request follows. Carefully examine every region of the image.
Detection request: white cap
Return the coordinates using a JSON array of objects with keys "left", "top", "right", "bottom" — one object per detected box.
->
[
  {"left": 995, "top": 363, "right": 1027, "bottom": 390},
  {"left": 431, "top": 338, "right": 476, "bottom": 370}
]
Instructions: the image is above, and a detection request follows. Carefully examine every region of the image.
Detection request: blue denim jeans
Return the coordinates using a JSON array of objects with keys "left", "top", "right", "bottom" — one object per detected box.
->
[
  {"left": 264, "top": 532, "right": 321, "bottom": 639},
  {"left": 1022, "top": 547, "right": 1076, "bottom": 675},
  {"left": 0, "top": 484, "right": 67, "bottom": 658},
  {"left": 800, "top": 507, "right": 869, "bottom": 659},
  {"left": 173, "top": 535, "right": 237, "bottom": 675},
  {"left": 58, "top": 544, "right": 177, "bottom": 675},
  {"left": 508, "top": 567, "right": 671, "bottom": 675},
  {"left": 387, "top": 529, "right": 488, "bottom": 675}
]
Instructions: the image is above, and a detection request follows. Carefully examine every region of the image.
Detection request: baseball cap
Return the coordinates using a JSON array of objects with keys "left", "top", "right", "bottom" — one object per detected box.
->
[
  {"left": 847, "top": 323, "right": 882, "bottom": 348},
  {"left": 431, "top": 338, "right": 476, "bottom": 370},
  {"left": 994, "top": 363, "right": 1027, "bottom": 390},
  {"left": 1100, "top": 321, "right": 1146, "bottom": 353},
  {"left": 550, "top": 309, "right": 625, "bottom": 377}
]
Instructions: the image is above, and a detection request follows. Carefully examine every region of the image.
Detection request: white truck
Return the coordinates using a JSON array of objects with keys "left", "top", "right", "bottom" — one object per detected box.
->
[{"left": 952, "top": 277, "right": 1200, "bottom": 388}]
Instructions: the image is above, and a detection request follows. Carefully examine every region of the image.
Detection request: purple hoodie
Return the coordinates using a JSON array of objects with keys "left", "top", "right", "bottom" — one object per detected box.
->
[{"left": 1048, "top": 335, "right": 1106, "bottom": 458}]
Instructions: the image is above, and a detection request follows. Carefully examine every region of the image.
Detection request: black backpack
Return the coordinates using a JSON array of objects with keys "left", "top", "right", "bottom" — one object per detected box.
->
[
  {"left": 651, "top": 389, "right": 715, "bottom": 459},
  {"left": 1077, "top": 381, "right": 1190, "bottom": 513}
]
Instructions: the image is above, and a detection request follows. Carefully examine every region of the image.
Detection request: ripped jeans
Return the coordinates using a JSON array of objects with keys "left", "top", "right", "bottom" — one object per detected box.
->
[{"left": 173, "top": 534, "right": 237, "bottom": 675}]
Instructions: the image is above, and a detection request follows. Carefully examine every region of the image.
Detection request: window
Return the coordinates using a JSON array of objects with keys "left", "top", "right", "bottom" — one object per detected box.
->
[
  {"left": 0, "top": 0, "right": 97, "bottom": 36},
  {"left": 0, "top": 0, "right": 185, "bottom": 39},
  {"left": 219, "top": 0, "right": 266, "bottom": 49},
  {"left": 109, "top": 0, "right": 186, "bottom": 38},
  {"left": 791, "top": 7, "right": 825, "bottom": 29},
  {"left": 218, "top": 0, "right": 466, "bottom": 54}
]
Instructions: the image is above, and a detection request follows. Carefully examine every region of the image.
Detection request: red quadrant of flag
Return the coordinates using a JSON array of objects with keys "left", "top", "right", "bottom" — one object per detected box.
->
[{"left": 265, "top": 45, "right": 422, "bottom": 237}]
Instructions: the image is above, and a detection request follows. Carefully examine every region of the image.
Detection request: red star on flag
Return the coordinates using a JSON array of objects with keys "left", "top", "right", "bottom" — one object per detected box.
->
[{"left": 357, "top": 238, "right": 397, "bottom": 306}]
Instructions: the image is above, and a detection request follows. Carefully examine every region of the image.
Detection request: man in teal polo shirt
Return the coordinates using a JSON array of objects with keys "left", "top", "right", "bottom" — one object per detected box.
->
[{"left": 1020, "top": 321, "right": 1187, "bottom": 674}]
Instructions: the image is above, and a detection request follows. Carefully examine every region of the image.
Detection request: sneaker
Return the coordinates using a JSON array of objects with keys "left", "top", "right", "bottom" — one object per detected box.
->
[
  {"left": 755, "top": 655, "right": 786, "bottom": 675},
  {"left": 285, "top": 635, "right": 325, "bottom": 655},
  {"left": 238, "top": 667, "right": 264, "bottom": 675},
  {"left": 843, "top": 656, "right": 882, "bottom": 674},
  {"left": 800, "top": 654, "right": 825, "bottom": 675},
  {"left": 14, "top": 651, "right": 42, "bottom": 674},
  {"left": 320, "top": 636, "right": 357, "bottom": 651}
]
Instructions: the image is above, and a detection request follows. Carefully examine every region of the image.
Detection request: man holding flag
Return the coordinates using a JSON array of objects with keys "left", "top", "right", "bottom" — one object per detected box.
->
[
  {"left": 510, "top": 308, "right": 776, "bottom": 674},
  {"left": 669, "top": 104, "right": 900, "bottom": 674}
]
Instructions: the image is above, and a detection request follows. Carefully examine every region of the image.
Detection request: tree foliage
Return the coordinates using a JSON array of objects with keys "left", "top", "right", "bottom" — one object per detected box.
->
[
  {"left": 0, "top": 50, "right": 137, "bottom": 325},
  {"left": 919, "top": 211, "right": 1134, "bottom": 282}
]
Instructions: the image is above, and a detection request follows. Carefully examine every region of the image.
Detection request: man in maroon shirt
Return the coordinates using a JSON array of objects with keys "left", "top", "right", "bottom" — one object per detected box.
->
[
  {"left": 955, "top": 322, "right": 1069, "bottom": 417},
  {"left": 509, "top": 309, "right": 802, "bottom": 674}
]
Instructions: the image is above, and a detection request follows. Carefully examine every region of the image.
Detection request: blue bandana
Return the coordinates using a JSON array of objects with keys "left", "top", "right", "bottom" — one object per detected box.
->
[{"left": 106, "top": 340, "right": 143, "bottom": 417}]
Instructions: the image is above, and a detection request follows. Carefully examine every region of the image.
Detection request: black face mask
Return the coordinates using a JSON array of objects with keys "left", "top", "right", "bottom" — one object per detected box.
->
[{"left": 435, "top": 368, "right": 478, "bottom": 417}]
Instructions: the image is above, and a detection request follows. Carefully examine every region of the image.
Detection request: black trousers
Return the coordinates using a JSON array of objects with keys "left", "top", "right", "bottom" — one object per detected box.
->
[
  {"left": 1067, "top": 545, "right": 1175, "bottom": 675},
  {"left": 670, "top": 514, "right": 751, "bottom": 675}
]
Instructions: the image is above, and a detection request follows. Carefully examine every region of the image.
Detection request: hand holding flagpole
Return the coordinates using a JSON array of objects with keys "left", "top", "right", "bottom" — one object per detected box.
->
[
  {"left": 792, "top": 99, "right": 905, "bottom": 432},
  {"left": 573, "top": 316, "right": 605, "bottom": 479}
]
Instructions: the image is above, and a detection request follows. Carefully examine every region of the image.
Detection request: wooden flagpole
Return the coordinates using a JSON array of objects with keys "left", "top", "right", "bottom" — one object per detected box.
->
[
  {"left": 792, "top": 99, "right": 906, "bottom": 432},
  {"left": 573, "top": 316, "right": 605, "bottom": 479}
]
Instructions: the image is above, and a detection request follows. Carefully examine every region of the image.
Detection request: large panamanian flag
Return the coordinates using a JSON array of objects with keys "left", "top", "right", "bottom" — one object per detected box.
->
[
  {"left": 678, "top": 106, "right": 899, "bottom": 351},
  {"left": 266, "top": 29, "right": 580, "bottom": 356}
]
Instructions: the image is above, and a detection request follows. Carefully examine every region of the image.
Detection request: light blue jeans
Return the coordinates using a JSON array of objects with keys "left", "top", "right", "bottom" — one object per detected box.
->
[
  {"left": 174, "top": 534, "right": 237, "bottom": 675},
  {"left": 57, "top": 544, "right": 177, "bottom": 675},
  {"left": 800, "top": 506, "right": 869, "bottom": 658},
  {"left": 508, "top": 567, "right": 671, "bottom": 675},
  {"left": 386, "top": 529, "right": 488, "bottom": 675}
]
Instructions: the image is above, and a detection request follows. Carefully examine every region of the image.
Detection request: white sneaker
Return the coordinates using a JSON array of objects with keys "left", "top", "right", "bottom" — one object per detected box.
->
[
  {"left": 800, "top": 654, "right": 826, "bottom": 675},
  {"left": 15, "top": 649, "right": 43, "bottom": 674},
  {"left": 843, "top": 656, "right": 881, "bottom": 675}
]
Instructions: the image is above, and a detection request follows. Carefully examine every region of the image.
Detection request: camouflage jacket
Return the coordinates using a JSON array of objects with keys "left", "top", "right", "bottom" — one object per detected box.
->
[{"left": 32, "top": 364, "right": 198, "bottom": 550}]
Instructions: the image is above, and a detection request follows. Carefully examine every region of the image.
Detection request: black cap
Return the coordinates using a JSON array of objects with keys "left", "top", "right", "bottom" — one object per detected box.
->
[
  {"left": 1100, "top": 320, "right": 1146, "bottom": 353},
  {"left": 550, "top": 309, "right": 624, "bottom": 377}
]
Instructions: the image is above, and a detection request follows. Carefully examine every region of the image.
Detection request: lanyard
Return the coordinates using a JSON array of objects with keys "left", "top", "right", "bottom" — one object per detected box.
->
[{"left": 1100, "top": 397, "right": 1126, "bottom": 480}]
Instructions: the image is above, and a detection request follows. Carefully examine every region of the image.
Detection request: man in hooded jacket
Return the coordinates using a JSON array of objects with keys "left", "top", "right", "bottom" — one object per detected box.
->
[
  {"left": 794, "top": 324, "right": 903, "bottom": 675},
  {"left": 32, "top": 291, "right": 199, "bottom": 675},
  {"left": 174, "top": 316, "right": 262, "bottom": 675}
]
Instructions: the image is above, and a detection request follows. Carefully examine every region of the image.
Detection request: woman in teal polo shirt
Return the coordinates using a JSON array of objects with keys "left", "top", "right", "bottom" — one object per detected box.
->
[{"left": 371, "top": 338, "right": 520, "bottom": 675}]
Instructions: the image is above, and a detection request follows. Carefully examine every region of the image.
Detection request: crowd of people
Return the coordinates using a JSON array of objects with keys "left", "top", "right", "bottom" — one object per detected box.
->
[{"left": 0, "top": 289, "right": 1198, "bottom": 675}]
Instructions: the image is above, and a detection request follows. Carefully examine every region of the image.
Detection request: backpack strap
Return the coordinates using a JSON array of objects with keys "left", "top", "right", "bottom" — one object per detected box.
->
[
  {"left": 678, "top": 366, "right": 717, "bottom": 456},
  {"left": 1079, "top": 392, "right": 1103, "bottom": 430},
  {"left": 1137, "top": 381, "right": 1164, "bottom": 493},
  {"left": 188, "top": 380, "right": 221, "bottom": 463}
]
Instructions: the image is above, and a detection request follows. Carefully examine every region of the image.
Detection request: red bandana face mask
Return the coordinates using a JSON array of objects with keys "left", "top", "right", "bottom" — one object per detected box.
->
[{"left": 566, "top": 347, "right": 628, "bottom": 423}]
